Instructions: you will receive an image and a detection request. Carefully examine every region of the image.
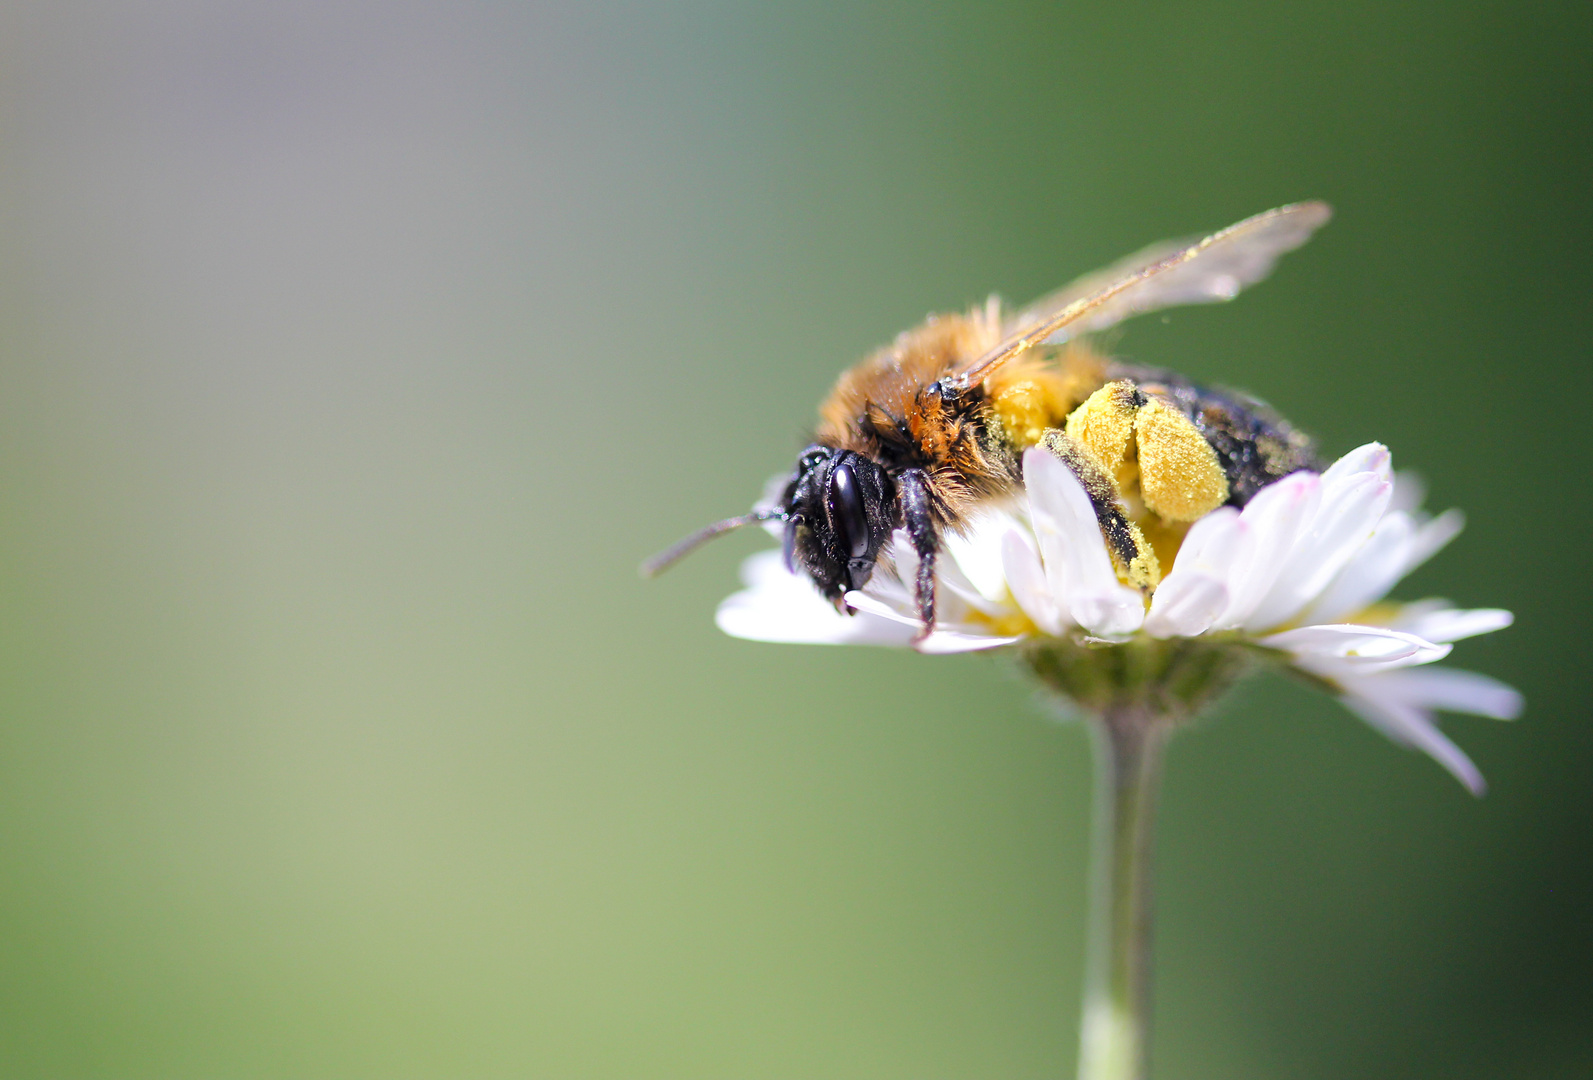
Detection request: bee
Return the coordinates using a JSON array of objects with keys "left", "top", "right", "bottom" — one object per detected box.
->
[{"left": 644, "top": 203, "right": 1331, "bottom": 637}]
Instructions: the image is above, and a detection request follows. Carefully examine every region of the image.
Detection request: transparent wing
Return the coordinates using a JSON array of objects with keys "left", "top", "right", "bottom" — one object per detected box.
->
[
  {"left": 1001, "top": 237, "right": 1191, "bottom": 338},
  {"left": 953, "top": 202, "right": 1331, "bottom": 390}
]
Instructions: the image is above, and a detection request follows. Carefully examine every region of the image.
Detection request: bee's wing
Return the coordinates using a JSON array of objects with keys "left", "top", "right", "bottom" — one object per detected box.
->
[{"left": 952, "top": 202, "right": 1331, "bottom": 391}]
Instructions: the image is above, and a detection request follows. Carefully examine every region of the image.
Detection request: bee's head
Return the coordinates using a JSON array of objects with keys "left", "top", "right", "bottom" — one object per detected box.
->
[{"left": 782, "top": 447, "right": 897, "bottom": 609}]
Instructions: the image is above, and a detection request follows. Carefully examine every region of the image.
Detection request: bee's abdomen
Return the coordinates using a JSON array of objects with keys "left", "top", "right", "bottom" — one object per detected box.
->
[
  {"left": 1116, "top": 366, "right": 1319, "bottom": 507},
  {"left": 1198, "top": 397, "right": 1318, "bottom": 504}
]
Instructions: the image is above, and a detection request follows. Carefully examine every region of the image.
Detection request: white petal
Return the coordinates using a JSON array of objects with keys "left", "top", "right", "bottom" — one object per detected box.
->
[
  {"left": 943, "top": 508, "right": 1024, "bottom": 602},
  {"left": 866, "top": 527, "right": 1009, "bottom": 622},
  {"left": 1385, "top": 605, "right": 1514, "bottom": 644},
  {"left": 915, "top": 629, "right": 1026, "bottom": 654},
  {"left": 1170, "top": 505, "right": 1243, "bottom": 572},
  {"left": 1244, "top": 469, "right": 1392, "bottom": 632},
  {"left": 1023, "top": 448, "right": 1145, "bottom": 638},
  {"left": 1262, "top": 623, "right": 1452, "bottom": 677},
  {"left": 866, "top": 531, "right": 920, "bottom": 611},
  {"left": 1002, "top": 528, "right": 1065, "bottom": 637},
  {"left": 1319, "top": 442, "right": 1392, "bottom": 487},
  {"left": 931, "top": 540, "right": 1010, "bottom": 618},
  {"left": 1339, "top": 693, "right": 1486, "bottom": 795},
  {"left": 1144, "top": 509, "right": 1243, "bottom": 637},
  {"left": 1372, "top": 596, "right": 1447, "bottom": 623},
  {"left": 1070, "top": 593, "right": 1145, "bottom": 641},
  {"left": 844, "top": 589, "right": 922, "bottom": 627},
  {"left": 1401, "top": 509, "right": 1465, "bottom": 575},
  {"left": 1144, "top": 573, "right": 1230, "bottom": 638},
  {"left": 717, "top": 552, "right": 916, "bottom": 646},
  {"left": 739, "top": 546, "right": 800, "bottom": 589},
  {"left": 1301, "top": 511, "right": 1416, "bottom": 624},
  {"left": 1387, "top": 469, "right": 1427, "bottom": 514},
  {"left": 1216, "top": 472, "right": 1321, "bottom": 628},
  {"left": 1345, "top": 667, "right": 1523, "bottom": 720},
  {"left": 1025, "top": 449, "right": 1101, "bottom": 606},
  {"left": 845, "top": 590, "right": 1022, "bottom": 653}
]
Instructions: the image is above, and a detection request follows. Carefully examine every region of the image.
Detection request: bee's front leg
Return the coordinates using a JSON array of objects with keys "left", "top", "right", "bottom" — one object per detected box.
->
[{"left": 898, "top": 468, "right": 938, "bottom": 639}]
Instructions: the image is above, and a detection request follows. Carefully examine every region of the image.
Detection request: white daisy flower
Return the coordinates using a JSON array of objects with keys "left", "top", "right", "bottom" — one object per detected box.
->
[{"left": 717, "top": 442, "right": 1519, "bottom": 794}]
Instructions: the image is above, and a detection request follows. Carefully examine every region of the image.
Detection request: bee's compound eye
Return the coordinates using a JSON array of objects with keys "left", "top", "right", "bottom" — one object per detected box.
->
[{"left": 829, "top": 461, "right": 870, "bottom": 560}]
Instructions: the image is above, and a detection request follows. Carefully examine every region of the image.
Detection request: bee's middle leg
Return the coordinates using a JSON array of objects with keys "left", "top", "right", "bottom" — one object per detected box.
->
[
  {"left": 1036, "top": 429, "right": 1160, "bottom": 590},
  {"left": 899, "top": 468, "right": 938, "bottom": 637}
]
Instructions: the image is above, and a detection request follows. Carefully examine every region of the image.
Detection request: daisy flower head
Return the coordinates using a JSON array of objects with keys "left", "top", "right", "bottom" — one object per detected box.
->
[{"left": 718, "top": 441, "right": 1519, "bottom": 794}]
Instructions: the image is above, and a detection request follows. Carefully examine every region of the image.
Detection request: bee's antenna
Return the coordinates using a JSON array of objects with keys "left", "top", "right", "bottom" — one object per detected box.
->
[{"left": 639, "top": 509, "right": 783, "bottom": 578}]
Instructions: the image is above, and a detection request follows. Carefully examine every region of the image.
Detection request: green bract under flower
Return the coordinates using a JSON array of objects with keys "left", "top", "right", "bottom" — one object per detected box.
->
[{"left": 717, "top": 442, "right": 1519, "bottom": 793}]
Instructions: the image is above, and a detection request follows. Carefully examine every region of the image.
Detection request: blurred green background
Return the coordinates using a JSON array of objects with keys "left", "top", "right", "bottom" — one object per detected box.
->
[{"left": 0, "top": 1, "right": 1588, "bottom": 1077}]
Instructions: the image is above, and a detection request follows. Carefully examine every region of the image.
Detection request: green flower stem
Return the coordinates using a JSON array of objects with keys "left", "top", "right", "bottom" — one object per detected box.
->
[
  {"left": 1020, "top": 635, "right": 1250, "bottom": 1080},
  {"left": 1077, "top": 705, "right": 1167, "bottom": 1080}
]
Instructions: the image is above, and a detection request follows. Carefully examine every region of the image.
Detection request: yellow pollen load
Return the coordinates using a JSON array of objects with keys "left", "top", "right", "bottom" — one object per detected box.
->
[
  {"left": 1134, "top": 399, "right": 1229, "bottom": 522},
  {"left": 1064, "top": 381, "right": 1139, "bottom": 492},
  {"left": 1065, "top": 381, "right": 1229, "bottom": 524}
]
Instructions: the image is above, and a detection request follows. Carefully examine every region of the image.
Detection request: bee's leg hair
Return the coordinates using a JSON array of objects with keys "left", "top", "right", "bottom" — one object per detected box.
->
[
  {"left": 899, "top": 468, "right": 938, "bottom": 638},
  {"left": 1036, "top": 429, "right": 1160, "bottom": 590}
]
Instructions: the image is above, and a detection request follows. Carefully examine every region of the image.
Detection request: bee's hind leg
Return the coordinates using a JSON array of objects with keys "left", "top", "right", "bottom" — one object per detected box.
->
[
  {"left": 898, "top": 468, "right": 939, "bottom": 639},
  {"left": 1036, "top": 430, "right": 1160, "bottom": 590}
]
